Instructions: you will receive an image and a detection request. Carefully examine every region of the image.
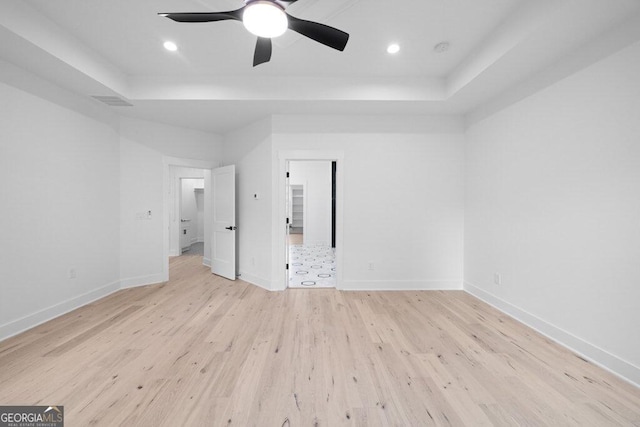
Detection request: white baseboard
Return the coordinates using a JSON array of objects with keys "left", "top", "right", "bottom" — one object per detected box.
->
[
  {"left": 120, "top": 273, "right": 166, "bottom": 289},
  {"left": 238, "top": 271, "right": 275, "bottom": 291},
  {"left": 340, "top": 279, "right": 462, "bottom": 291},
  {"left": 0, "top": 280, "right": 121, "bottom": 342},
  {"left": 464, "top": 281, "right": 640, "bottom": 388},
  {"left": 202, "top": 257, "right": 211, "bottom": 267}
]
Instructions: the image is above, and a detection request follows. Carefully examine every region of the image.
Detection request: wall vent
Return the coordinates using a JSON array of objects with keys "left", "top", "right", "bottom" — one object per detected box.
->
[{"left": 91, "top": 95, "right": 133, "bottom": 107}]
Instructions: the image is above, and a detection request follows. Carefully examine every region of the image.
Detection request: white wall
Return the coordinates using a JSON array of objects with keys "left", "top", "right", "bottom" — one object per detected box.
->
[
  {"left": 119, "top": 138, "right": 164, "bottom": 288},
  {"left": 222, "top": 119, "right": 273, "bottom": 289},
  {"left": 289, "top": 161, "right": 332, "bottom": 246},
  {"left": 0, "top": 81, "right": 120, "bottom": 339},
  {"left": 272, "top": 130, "right": 466, "bottom": 291},
  {"left": 117, "top": 112, "right": 222, "bottom": 273},
  {"left": 0, "top": 59, "right": 224, "bottom": 338},
  {"left": 224, "top": 116, "right": 465, "bottom": 292},
  {"left": 118, "top": 117, "right": 220, "bottom": 269},
  {"left": 464, "top": 40, "right": 640, "bottom": 385},
  {"left": 119, "top": 116, "right": 221, "bottom": 281},
  {"left": 119, "top": 116, "right": 222, "bottom": 162}
]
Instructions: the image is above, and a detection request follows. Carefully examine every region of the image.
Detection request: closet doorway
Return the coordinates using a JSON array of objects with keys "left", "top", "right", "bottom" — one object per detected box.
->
[{"left": 286, "top": 160, "right": 337, "bottom": 288}]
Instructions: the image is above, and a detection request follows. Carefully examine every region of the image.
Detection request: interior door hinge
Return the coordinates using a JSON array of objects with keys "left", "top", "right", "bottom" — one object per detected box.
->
[
  {"left": 286, "top": 172, "right": 290, "bottom": 178},
  {"left": 286, "top": 263, "right": 289, "bottom": 270},
  {"left": 286, "top": 217, "right": 290, "bottom": 224}
]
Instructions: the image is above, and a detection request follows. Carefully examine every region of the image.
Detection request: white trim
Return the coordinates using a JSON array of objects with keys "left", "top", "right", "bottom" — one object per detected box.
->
[
  {"left": 342, "top": 280, "right": 462, "bottom": 291},
  {"left": 0, "top": 280, "right": 121, "bottom": 342},
  {"left": 464, "top": 281, "right": 640, "bottom": 388},
  {"left": 238, "top": 271, "right": 275, "bottom": 291},
  {"left": 120, "top": 273, "right": 166, "bottom": 289},
  {"left": 203, "top": 257, "right": 211, "bottom": 267}
]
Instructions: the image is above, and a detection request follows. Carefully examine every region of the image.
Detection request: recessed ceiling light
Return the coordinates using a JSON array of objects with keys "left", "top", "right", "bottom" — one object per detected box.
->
[
  {"left": 433, "top": 41, "right": 450, "bottom": 53},
  {"left": 387, "top": 43, "right": 400, "bottom": 54},
  {"left": 163, "top": 41, "right": 178, "bottom": 52}
]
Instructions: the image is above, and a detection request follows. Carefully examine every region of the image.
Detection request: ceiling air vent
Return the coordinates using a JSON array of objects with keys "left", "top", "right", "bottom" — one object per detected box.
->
[{"left": 91, "top": 95, "right": 133, "bottom": 107}]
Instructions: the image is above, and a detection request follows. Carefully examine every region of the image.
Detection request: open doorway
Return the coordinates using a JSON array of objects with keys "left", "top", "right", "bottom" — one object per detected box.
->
[
  {"left": 162, "top": 158, "right": 217, "bottom": 283},
  {"left": 167, "top": 165, "right": 210, "bottom": 264},
  {"left": 286, "top": 160, "right": 337, "bottom": 288},
  {"left": 179, "top": 178, "right": 205, "bottom": 257},
  {"left": 163, "top": 161, "right": 237, "bottom": 283}
]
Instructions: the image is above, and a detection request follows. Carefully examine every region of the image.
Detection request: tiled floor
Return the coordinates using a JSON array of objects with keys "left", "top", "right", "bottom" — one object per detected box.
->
[{"left": 288, "top": 244, "right": 336, "bottom": 288}]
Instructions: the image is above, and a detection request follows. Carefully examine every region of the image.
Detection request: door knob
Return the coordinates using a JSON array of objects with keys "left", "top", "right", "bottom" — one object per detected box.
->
[{"left": 225, "top": 226, "right": 237, "bottom": 231}]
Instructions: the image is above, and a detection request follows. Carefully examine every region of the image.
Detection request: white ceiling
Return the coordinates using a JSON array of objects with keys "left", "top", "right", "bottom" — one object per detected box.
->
[{"left": 1, "top": 0, "right": 640, "bottom": 133}]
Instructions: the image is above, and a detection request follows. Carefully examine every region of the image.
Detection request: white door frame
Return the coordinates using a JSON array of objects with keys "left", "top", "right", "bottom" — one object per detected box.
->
[
  {"left": 276, "top": 151, "right": 345, "bottom": 291},
  {"left": 162, "top": 156, "right": 216, "bottom": 282}
]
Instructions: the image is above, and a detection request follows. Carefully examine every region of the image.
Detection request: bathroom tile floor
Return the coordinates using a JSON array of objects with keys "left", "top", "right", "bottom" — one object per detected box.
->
[{"left": 288, "top": 244, "right": 336, "bottom": 288}]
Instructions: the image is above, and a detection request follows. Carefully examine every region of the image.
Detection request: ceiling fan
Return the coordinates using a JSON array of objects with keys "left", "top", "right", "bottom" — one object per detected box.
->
[{"left": 159, "top": 0, "right": 350, "bottom": 67}]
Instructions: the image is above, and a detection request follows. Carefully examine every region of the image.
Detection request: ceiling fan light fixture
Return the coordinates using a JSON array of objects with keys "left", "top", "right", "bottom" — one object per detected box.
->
[{"left": 243, "top": 1, "right": 288, "bottom": 38}]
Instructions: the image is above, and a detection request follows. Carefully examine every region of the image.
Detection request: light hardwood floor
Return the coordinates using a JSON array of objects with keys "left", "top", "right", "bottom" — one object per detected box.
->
[
  {"left": 1, "top": 255, "right": 639, "bottom": 426},
  {"left": 288, "top": 233, "right": 303, "bottom": 245}
]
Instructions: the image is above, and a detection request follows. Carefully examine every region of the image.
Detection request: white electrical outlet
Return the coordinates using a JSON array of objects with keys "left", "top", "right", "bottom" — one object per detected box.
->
[
  {"left": 494, "top": 273, "right": 501, "bottom": 285},
  {"left": 69, "top": 268, "right": 77, "bottom": 279},
  {"left": 368, "top": 262, "right": 375, "bottom": 271}
]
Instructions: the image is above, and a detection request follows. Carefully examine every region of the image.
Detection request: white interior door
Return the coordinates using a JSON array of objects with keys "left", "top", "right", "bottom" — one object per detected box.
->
[
  {"left": 285, "top": 165, "right": 291, "bottom": 284},
  {"left": 212, "top": 165, "right": 236, "bottom": 280}
]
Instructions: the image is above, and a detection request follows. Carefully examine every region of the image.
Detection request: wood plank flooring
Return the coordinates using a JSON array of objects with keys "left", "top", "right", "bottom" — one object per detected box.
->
[
  {"left": 1, "top": 255, "right": 639, "bottom": 426},
  {"left": 288, "top": 233, "right": 303, "bottom": 245}
]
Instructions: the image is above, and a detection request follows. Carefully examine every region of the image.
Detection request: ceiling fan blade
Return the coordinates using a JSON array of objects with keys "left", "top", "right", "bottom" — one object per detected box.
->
[
  {"left": 159, "top": 10, "right": 244, "bottom": 23},
  {"left": 286, "top": 14, "right": 349, "bottom": 51},
  {"left": 253, "top": 37, "right": 273, "bottom": 66}
]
